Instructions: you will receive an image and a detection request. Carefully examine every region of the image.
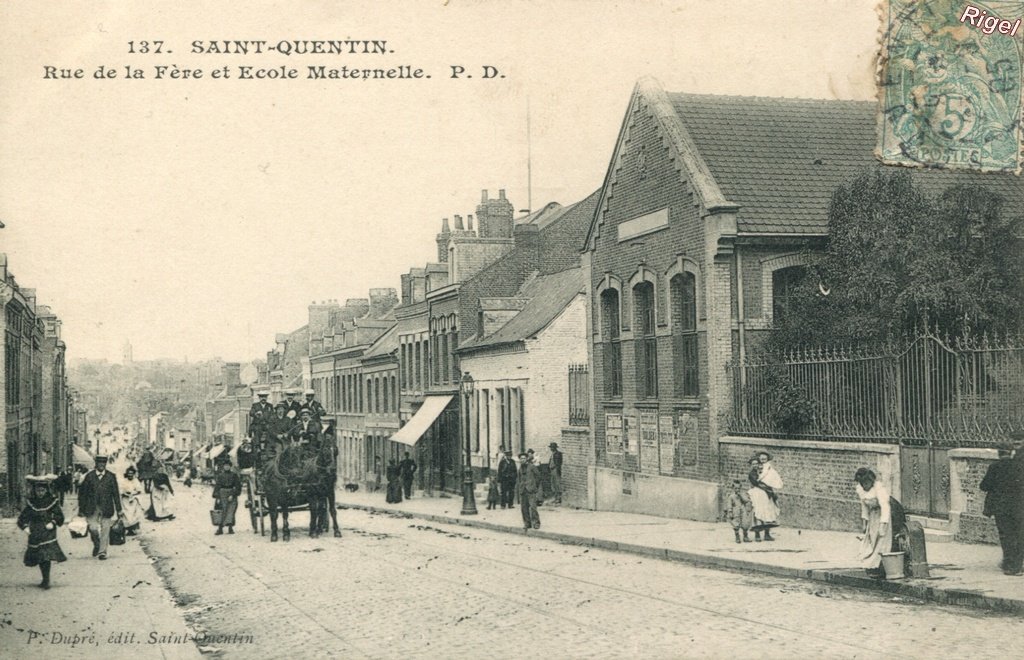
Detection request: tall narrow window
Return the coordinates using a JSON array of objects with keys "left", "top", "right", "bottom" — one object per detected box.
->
[
  {"left": 634, "top": 281, "right": 657, "bottom": 398},
  {"left": 772, "top": 265, "right": 808, "bottom": 325},
  {"left": 450, "top": 327, "right": 459, "bottom": 383},
  {"left": 601, "top": 289, "right": 622, "bottom": 397},
  {"left": 671, "top": 272, "right": 699, "bottom": 397},
  {"left": 381, "top": 375, "right": 388, "bottom": 412}
]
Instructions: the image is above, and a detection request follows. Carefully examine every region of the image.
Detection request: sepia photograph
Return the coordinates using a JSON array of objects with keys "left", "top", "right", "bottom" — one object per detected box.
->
[{"left": 1, "top": 1, "right": 1022, "bottom": 657}]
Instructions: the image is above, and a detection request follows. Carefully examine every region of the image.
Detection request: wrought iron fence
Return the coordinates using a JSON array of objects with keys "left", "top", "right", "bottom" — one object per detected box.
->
[
  {"left": 729, "top": 330, "right": 1024, "bottom": 447},
  {"left": 568, "top": 363, "right": 589, "bottom": 426}
]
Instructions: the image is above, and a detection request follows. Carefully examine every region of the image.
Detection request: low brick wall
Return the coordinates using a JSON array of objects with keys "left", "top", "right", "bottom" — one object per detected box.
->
[
  {"left": 720, "top": 436, "right": 899, "bottom": 532},
  {"left": 949, "top": 449, "right": 1000, "bottom": 545},
  {"left": 560, "top": 426, "right": 590, "bottom": 508}
]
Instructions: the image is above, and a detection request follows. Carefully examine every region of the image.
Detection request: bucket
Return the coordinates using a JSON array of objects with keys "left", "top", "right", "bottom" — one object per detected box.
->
[{"left": 881, "top": 551, "right": 906, "bottom": 579}]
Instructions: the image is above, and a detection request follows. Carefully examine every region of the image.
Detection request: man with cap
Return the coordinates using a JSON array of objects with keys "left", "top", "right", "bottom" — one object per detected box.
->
[
  {"left": 248, "top": 391, "right": 273, "bottom": 443},
  {"left": 290, "top": 408, "right": 322, "bottom": 448},
  {"left": 283, "top": 389, "right": 303, "bottom": 421},
  {"left": 77, "top": 455, "right": 123, "bottom": 560},
  {"left": 516, "top": 452, "right": 541, "bottom": 530},
  {"left": 301, "top": 389, "right": 327, "bottom": 425},
  {"left": 548, "top": 442, "right": 564, "bottom": 505},
  {"left": 497, "top": 449, "right": 517, "bottom": 509}
]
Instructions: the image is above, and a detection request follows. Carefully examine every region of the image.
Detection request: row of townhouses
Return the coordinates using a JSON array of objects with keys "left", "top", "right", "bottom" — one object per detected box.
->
[
  {"left": 244, "top": 79, "right": 1021, "bottom": 543},
  {"left": 0, "top": 253, "right": 88, "bottom": 512}
]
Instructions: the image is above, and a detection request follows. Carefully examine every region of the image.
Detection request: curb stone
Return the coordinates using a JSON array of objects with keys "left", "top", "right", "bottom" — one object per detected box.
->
[{"left": 339, "top": 502, "right": 1024, "bottom": 616}]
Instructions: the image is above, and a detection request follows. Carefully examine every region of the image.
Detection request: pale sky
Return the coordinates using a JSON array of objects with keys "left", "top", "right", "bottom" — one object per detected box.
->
[{"left": 0, "top": 0, "right": 879, "bottom": 363}]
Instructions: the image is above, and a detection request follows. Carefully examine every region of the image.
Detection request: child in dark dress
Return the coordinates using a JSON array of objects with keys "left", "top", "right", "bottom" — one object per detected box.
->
[
  {"left": 486, "top": 475, "right": 500, "bottom": 510},
  {"left": 17, "top": 475, "right": 67, "bottom": 589}
]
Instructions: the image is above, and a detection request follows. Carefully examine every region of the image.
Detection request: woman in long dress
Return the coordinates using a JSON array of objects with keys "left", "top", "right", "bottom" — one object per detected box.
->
[
  {"left": 748, "top": 452, "right": 783, "bottom": 541},
  {"left": 385, "top": 459, "right": 403, "bottom": 503},
  {"left": 146, "top": 471, "right": 176, "bottom": 521},
  {"left": 18, "top": 475, "right": 67, "bottom": 589},
  {"left": 119, "top": 466, "right": 146, "bottom": 535},
  {"left": 855, "top": 467, "right": 893, "bottom": 578}
]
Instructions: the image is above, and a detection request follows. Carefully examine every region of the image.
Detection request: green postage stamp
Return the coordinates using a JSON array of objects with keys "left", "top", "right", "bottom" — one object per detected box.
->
[{"left": 878, "top": 0, "right": 1024, "bottom": 173}]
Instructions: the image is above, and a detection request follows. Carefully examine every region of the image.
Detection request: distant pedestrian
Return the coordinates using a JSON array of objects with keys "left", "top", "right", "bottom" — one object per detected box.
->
[
  {"left": 385, "top": 458, "right": 403, "bottom": 503},
  {"left": 18, "top": 475, "right": 67, "bottom": 589},
  {"left": 498, "top": 450, "right": 517, "bottom": 509},
  {"left": 723, "top": 479, "right": 753, "bottom": 543},
  {"left": 399, "top": 452, "right": 418, "bottom": 498},
  {"left": 548, "top": 443, "right": 563, "bottom": 505},
  {"left": 77, "top": 455, "right": 123, "bottom": 560},
  {"left": 213, "top": 457, "right": 242, "bottom": 535},
  {"left": 119, "top": 466, "right": 146, "bottom": 536},
  {"left": 146, "top": 471, "right": 176, "bottom": 522},
  {"left": 748, "top": 452, "right": 782, "bottom": 541},
  {"left": 980, "top": 437, "right": 1024, "bottom": 576},
  {"left": 516, "top": 452, "right": 541, "bottom": 531},
  {"left": 486, "top": 475, "right": 500, "bottom": 510},
  {"left": 374, "top": 456, "right": 383, "bottom": 493}
]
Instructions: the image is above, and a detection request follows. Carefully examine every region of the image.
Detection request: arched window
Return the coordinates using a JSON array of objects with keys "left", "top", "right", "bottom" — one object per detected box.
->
[
  {"left": 772, "top": 265, "right": 809, "bottom": 325},
  {"left": 671, "top": 272, "right": 698, "bottom": 397},
  {"left": 381, "top": 375, "right": 388, "bottom": 412},
  {"left": 600, "top": 288, "right": 622, "bottom": 397},
  {"left": 633, "top": 281, "right": 657, "bottom": 398}
]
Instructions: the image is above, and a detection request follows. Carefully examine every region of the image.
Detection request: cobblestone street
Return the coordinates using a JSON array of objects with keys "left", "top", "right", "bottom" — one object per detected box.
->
[{"left": 131, "top": 485, "right": 1024, "bottom": 659}]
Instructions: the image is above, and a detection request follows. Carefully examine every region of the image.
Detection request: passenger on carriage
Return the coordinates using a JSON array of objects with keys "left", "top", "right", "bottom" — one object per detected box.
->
[
  {"left": 290, "top": 408, "right": 322, "bottom": 448},
  {"left": 300, "top": 389, "right": 326, "bottom": 424},
  {"left": 248, "top": 391, "right": 273, "bottom": 440},
  {"left": 236, "top": 437, "right": 257, "bottom": 471},
  {"left": 267, "top": 402, "right": 292, "bottom": 456},
  {"left": 282, "top": 389, "right": 303, "bottom": 420}
]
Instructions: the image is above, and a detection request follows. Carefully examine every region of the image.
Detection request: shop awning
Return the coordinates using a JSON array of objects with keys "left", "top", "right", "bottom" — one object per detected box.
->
[
  {"left": 208, "top": 445, "right": 226, "bottom": 460},
  {"left": 72, "top": 444, "right": 94, "bottom": 466},
  {"left": 390, "top": 395, "right": 453, "bottom": 447}
]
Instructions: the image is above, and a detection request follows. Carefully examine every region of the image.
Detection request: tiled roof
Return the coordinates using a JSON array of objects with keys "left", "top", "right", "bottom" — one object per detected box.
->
[
  {"left": 362, "top": 323, "right": 399, "bottom": 359},
  {"left": 459, "top": 267, "right": 583, "bottom": 352},
  {"left": 667, "top": 93, "right": 1024, "bottom": 235}
]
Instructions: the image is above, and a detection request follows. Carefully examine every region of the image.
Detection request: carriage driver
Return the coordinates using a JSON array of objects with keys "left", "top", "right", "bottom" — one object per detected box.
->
[
  {"left": 248, "top": 391, "right": 273, "bottom": 446},
  {"left": 301, "top": 389, "right": 327, "bottom": 424},
  {"left": 283, "top": 389, "right": 303, "bottom": 420},
  {"left": 290, "top": 408, "right": 323, "bottom": 448}
]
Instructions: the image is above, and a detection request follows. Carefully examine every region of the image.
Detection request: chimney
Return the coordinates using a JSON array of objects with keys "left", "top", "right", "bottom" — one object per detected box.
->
[
  {"left": 498, "top": 189, "right": 506, "bottom": 200},
  {"left": 467, "top": 214, "right": 474, "bottom": 233},
  {"left": 481, "top": 189, "right": 488, "bottom": 203},
  {"left": 436, "top": 217, "right": 452, "bottom": 262},
  {"left": 454, "top": 214, "right": 464, "bottom": 231},
  {"left": 223, "top": 363, "right": 241, "bottom": 388},
  {"left": 369, "top": 288, "right": 398, "bottom": 318},
  {"left": 400, "top": 273, "right": 412, "bottom": 305}
]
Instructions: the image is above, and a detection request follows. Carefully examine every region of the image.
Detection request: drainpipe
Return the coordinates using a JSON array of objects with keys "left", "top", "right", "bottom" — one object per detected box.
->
[{"left": 736, "top": 247, "right": 747, "bottom": 394}]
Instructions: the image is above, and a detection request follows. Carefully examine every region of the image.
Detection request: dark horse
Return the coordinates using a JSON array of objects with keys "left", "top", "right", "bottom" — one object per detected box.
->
[
  {"left": 312, "top": 426, "right": 342, "bottom": 538},
  {"left": 260, "top": 442, "right": 339, "bottom": 542}
]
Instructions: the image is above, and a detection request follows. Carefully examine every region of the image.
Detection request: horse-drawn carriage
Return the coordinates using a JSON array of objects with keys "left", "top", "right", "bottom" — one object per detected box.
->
[{"left": 244, "top": 422, "right": 341, "bottom": 541}]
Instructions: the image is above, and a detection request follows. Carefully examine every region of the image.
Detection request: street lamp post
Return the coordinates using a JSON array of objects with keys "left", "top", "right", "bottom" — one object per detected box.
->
[{"left": 460, "top": 373, "right": 477, "bottom": 515}]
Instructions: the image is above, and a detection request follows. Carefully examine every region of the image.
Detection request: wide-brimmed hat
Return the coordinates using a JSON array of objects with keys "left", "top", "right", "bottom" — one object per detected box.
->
[
  {"left": 95, "top": 455, "right": 109, "bottom": 462},
  {"left": 549, "top": 442, "right": 559, "bottom": 449},
  {"left": 26, "top": 474, "right": 57, "bottom": 485}
]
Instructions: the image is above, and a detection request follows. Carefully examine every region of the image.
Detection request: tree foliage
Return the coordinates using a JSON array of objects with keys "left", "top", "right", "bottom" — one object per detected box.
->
[{"left": 766, "top": 169, "right": 1024, "bottom": 350}]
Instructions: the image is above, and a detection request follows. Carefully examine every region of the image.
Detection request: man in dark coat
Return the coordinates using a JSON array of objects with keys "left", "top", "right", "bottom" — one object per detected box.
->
[
  {"left": 290, "top": 409, "right": 322, "bottom": 448},
  {"left": 548, "top": 442, "right": 564, "bottom": 505},
  {"left": 516, "top": 452, "right": 541, "bottom": 531},
  {"left": 77, "top": 455, "right": 123, "bottom": 560},
  {"left": 283, "top": 389, "right": 304, "bottom": 421},
  {"left": 398, "top": 451, "right": 417, "bottom": 498},
  {"left": 981, "top": 443, "right": 1024, "bottom": 575},
  {"left": 497, "top": 450, "right": 517, "bottom": 509},
  {"left": 248, "top": 391, "right": 274, "bottom": 442},
  {"left": 301, "top": 389, "right": 327, "bottom": 424}
]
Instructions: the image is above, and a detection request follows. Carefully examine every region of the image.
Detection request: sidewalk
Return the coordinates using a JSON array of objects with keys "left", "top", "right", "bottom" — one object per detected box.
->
[
  {"left": 0, "top": 496, "right": 201, "bottom": 659},
  {"left": 335, "top": 488, "right": 1024, "bottom": 615}
]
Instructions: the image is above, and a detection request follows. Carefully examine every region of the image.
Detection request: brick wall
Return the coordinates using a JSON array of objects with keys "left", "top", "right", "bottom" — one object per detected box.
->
[
  {"left": 720, "top": 436, "right": 900, "bottom": 532},
  {"left": 950, "top": 449, "right": 1000, "bottom": 544}
]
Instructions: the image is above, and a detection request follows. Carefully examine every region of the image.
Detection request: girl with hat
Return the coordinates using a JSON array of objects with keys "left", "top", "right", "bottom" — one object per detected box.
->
[{"left": 17, "top": 475, "right": 67, "bottom": 589}]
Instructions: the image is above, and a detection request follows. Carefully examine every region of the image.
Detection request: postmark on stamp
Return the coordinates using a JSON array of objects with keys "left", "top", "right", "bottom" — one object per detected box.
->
[{"left": 877, "top": 0, "right": 1024, "bottom": 173}]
